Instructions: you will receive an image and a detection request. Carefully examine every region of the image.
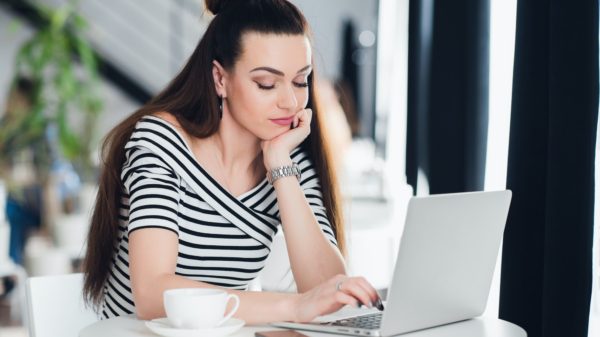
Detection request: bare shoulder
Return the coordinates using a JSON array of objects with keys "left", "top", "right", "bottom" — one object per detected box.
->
[
  {"left": 152, "top": 111, "right": 194, "bottom": 145},
  {"left": 153, "top": 111, "right": 182, "bottom": 128}
]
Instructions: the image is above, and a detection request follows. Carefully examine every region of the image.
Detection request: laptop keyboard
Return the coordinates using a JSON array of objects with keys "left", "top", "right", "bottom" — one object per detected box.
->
[{"left": 330, "top": 313, "right": 383, "bottom": 330}]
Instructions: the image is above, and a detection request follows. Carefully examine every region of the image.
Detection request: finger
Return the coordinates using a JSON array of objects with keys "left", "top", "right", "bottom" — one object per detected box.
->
[
  {"left": 334, "top": 290, "right": 361, "bottom": 308},
  {"left": 338, "top": 279, "right": 374, "bottom": 308},
  {"left": 354, "top": 280, "right": 384, "bottom": 310},
  {"left": 296, "top": 108, "right": 311, "bottom": 128},
  {"left": 295, "top": 110, "right": 305, "bottom": 127},
  {"left": 355, "top": 277, "right": 381, "bottom": 304},
  {"left": 304, "top": 108, "right": 313, "bottom": 124}
]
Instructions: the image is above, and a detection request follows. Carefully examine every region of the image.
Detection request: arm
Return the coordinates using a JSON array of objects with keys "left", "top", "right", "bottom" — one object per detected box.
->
[
  {"left": 262, "top": 109, "right": 346, "bottom": 293},
  {"left": 126, "top": 135, "right": 378, "bottom": 323},
  {"left": 271, "top": 160, "right": 346, "bottom": 292},
  {"left": 123, "top": 147, "right": 302, "bottom": 323},
  {"left": 130, "top": 228, "right": 376, "bottom": 324},
  {"left": 129, "top": 228, "right": 297, "bottom": 324}
]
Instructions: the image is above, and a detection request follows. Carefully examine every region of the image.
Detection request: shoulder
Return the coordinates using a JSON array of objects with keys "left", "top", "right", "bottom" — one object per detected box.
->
[
  {"left": 123, "top": 113, "right": 190, "bottom": 172},
  {"left": 152, "top": 111, "right": 183, "bottom": 129},
  {"left": 121, "top": 144, "right": 181, "bottom": 187},
  {"left": 127, "top": 112, "right": 190, "bottom": 149}
]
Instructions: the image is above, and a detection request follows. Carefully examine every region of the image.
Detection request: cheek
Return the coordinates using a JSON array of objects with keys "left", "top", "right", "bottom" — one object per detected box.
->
[
  {"left": 297, "top": 90, "right": 309, "bottom": 109},
  {"left": 231, "top": 83, "right": 271, "bottom": 117},
  {"left": 228, "top": 86, "right": 279, "bottom": 138}
]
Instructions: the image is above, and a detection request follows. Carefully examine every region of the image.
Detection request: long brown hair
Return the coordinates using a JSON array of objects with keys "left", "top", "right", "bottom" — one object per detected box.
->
[{"left": 82, "top": 0, "right": 345, "bottom": 310}]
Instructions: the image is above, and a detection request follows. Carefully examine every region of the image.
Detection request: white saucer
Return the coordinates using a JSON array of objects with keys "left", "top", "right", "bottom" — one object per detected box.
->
[{"left": 145, "top": 318, "right": 245, "bottom": 337}]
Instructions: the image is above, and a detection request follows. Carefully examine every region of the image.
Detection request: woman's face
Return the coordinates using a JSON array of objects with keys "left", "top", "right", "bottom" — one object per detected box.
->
[{"left": 219, "top": 32, "right": 312, "bottom": 140}]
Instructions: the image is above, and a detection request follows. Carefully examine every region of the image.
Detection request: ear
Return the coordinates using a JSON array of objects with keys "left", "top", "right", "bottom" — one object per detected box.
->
[{"left": 212, "top": 60, "right": 228, "bottom": 98}]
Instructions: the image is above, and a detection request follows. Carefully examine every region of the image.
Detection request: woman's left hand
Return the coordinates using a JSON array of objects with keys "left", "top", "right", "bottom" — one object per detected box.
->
[{"left": 261, "top": 108, "right": 312, "bottom": 170}]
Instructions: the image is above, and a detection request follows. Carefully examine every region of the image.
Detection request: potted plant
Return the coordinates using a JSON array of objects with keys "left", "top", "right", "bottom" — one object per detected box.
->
[
  {"left": 0, "top": 0, "right": 102, "bottom": 183},
  {"left": 0, "top": 0, "right": 103, "bottom": 265}
]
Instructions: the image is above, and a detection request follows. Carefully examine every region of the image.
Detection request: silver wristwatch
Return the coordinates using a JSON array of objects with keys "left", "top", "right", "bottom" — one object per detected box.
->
[{"left": 267, "top": 163, "right": 301, "bottom": 184}]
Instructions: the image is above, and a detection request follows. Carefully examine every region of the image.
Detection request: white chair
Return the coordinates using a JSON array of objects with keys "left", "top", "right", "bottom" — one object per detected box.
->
[{"left": 26, "top": 273, "right": 98, "bottom": 337}]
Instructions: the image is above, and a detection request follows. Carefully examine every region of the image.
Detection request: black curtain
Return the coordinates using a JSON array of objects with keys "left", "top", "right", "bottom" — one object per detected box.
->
[
  {"left": 407, "top": 0, "right": 490, "bottom": 194},
  {"left": 499, "top": 1, "right": 599, "bottom": 337}
]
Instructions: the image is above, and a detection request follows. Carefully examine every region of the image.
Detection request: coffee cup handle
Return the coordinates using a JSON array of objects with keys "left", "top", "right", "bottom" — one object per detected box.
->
[{"left": 217, "top": 294, "right": 240, "bottom": 326}]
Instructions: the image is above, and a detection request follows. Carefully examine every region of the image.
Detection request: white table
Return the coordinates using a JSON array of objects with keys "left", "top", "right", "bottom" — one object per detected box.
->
[{"left": 79, "top": 315, "right": 526, "bottom": 337}]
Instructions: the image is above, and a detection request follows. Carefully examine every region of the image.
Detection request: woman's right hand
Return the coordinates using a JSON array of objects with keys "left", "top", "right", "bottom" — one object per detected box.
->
[
  {"left": 291, "top": 274, "right": 382, "bottom": 323},
  {"left": 261, "top": 108, "right": 312, "bottom": 171}
]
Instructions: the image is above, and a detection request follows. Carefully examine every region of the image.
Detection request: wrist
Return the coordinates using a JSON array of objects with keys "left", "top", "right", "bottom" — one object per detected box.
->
[
  {"left": 284, "top": 293, "right": 301, "bottom": 323},
  {"left": 264, "top": 152, "right": 292, "bottom": 171},
  {"left": 267, "top": 158, "right": 293, "bottom": 171},
  {"left": 267, "top": 162, "right": 301, "bottom": 185}
]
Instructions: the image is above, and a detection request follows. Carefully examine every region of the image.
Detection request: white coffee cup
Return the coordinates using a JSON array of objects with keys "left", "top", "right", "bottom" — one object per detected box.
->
[{"left": 163, "top": 288, "right": 240, "bottom": 329}]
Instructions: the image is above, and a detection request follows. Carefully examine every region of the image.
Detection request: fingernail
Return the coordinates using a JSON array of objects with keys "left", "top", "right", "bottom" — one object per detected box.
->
[{"left": 374, "top": 298, "right": 383, "bottom": 311}]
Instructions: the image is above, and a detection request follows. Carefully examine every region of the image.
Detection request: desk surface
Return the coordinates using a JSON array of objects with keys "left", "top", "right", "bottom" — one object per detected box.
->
[{"left": 79, "top": 316, "right": 526, "bottom": 337}]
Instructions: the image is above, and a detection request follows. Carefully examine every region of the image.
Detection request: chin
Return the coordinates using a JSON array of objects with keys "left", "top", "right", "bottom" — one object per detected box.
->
[
  {"left": 257, "top": 127, "right": 288, "bottom": 141},
  {"left": 271, "top": 128, "right": 291, "bottom": 140}
]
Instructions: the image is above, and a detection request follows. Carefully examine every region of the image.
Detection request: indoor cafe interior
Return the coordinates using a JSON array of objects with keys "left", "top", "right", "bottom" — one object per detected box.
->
[{"left": 0, "top": 1, "right": 598, "bottom": 337}]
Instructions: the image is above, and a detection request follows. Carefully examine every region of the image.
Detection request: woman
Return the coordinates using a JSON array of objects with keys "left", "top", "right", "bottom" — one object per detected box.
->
[{"left": 83, "top": 0, "right": 381, "bottom": 324}]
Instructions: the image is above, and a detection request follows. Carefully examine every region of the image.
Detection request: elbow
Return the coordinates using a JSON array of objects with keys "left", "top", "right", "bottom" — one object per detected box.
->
[
  {"left": 136, "top": 309, "right": 154, "bottom": 321},
  {"left": 135, "top": 301, "right": 155, "bottom": 321},
  {"left": 134, "top": 298, "right": 159, "bottom": 320},
  {"left": 132, "top": 282, "right": 162, "bottom": 320}
]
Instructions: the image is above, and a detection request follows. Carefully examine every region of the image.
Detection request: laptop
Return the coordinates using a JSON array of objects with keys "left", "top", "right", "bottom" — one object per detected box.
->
[{"left": 272, "top": 190, "right": 512, "bottom": 336}]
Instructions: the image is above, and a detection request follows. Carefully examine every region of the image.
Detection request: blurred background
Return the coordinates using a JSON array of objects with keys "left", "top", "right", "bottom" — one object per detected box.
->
[{"left": 0, "top": 1, "right": 597, "bottom": 337}]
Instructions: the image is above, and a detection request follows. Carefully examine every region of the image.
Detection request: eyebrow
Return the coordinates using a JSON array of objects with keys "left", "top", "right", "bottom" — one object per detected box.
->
[{"left": 250, "top": 65, "right": 312, "bottom": 76}]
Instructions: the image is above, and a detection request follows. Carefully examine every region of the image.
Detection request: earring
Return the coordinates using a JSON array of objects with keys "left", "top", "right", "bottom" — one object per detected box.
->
[{"left": 218, "top": 95, "right": 223, "bottom": 120}]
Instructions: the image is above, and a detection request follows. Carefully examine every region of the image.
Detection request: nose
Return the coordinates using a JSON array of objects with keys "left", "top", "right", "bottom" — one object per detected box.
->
[{"left": 277, "top": 84, "right": 298, "bottom": 111}]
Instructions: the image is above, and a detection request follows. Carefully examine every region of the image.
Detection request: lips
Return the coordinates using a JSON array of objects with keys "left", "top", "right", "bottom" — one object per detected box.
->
[{"left": 270, "top": 116, "right": 294, "bottom": 126}]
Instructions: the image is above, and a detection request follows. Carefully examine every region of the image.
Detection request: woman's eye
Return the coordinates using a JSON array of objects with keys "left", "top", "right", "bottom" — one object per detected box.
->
[
  {"left": 256, "top": 83, "right": 275, "bottom": 90},
  {"left": 294, "top": 82, "right": 309, "bottom": 88}
]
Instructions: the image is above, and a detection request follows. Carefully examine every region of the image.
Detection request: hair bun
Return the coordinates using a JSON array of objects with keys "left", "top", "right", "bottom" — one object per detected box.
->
[{"left": 204, "top": 0, "right": 239, "bottom": 15}]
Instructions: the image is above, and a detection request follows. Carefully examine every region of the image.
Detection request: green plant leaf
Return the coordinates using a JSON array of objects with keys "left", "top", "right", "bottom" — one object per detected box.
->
[
  {"left": 57, "top": 107, "right": 81, "bottom": 159},
  {"left": 8, "top": 20, "right": 22, "bottom": 34},
  {"left": 4, "top": 0, "right": 102, "bottom": 177}
]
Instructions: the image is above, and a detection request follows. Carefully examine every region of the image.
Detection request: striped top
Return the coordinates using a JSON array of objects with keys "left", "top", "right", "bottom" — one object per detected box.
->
[{"left": 100, "top": 116, "right": 337, "bottom": 318}]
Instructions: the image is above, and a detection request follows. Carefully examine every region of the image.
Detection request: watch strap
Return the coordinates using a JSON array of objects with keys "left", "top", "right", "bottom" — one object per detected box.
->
[{"left": 267, "top": 163, "right": 301, "bottom": 184}]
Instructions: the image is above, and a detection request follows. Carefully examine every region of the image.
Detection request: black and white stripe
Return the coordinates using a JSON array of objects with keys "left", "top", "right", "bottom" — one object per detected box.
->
[{"left": 101, "top": 116, "right": 337, "bottom": 318}]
